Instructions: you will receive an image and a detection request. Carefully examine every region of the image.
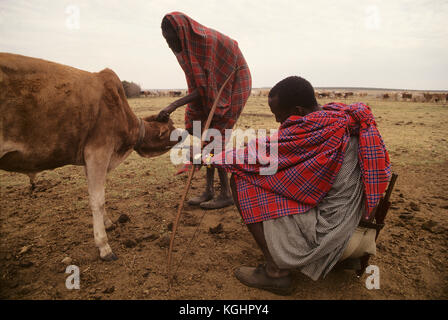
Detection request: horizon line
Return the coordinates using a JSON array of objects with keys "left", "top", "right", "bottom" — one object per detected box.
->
[{"left": 139, "top": 86, "right": 448, "bottom": 92}]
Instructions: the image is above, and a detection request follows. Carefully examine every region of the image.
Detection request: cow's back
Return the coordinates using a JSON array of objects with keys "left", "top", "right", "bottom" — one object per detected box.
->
[{"left": 0, "top": 53, "right": 105, "bottom": 172}]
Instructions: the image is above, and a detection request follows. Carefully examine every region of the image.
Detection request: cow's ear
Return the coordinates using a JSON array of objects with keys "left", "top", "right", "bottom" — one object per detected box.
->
[{"left": 144, "top": 115, "right": 157, "bottom": 122}]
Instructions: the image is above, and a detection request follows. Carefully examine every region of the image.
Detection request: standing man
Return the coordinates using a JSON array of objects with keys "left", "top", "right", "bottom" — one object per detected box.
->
[{"left": 157, "top": 12, "right": 252, "bottom": 210}]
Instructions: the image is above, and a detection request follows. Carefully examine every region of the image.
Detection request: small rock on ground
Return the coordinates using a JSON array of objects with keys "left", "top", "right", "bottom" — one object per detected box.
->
[{"left": 118, "top": 214, "right": 130, "bottom": 223}]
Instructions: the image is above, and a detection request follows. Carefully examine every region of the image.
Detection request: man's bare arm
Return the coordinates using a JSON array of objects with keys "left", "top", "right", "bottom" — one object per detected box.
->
[{"left": 156, "top": 89, "right": 200, "bottom": 122}]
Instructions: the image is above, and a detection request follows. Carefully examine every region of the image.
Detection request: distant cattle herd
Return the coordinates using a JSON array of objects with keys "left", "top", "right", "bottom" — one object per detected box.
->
[
  {"left": 312, "top": 90, "right": 447, "bottom": 103},
  {"left": 139, "top": 90, "right": 188, "bottom": 97},
  {"left": 379, "top": 92, "right": 448, "bottom": 103},
  {"left": 137, "top": 89, "right": 448, "bottom": 103}
]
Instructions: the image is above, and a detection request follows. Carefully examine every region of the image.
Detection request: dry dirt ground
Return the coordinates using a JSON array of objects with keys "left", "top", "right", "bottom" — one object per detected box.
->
[{"left": 1, "top": 93, "right": 447, "bottom": 300}]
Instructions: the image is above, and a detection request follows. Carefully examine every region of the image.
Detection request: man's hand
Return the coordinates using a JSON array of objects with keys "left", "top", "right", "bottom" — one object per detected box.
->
[
  {"left": 187, "top": 145, "right": 206, "bottom": 165},
  {"left": 156, "top": 109, "right": 170, "bottom": 122},
  {"left": 187, "top": 146, "right": 213, "bottom": 166},
  {"left": 156, "top": 105, "right": 175, "bottom": 122}
]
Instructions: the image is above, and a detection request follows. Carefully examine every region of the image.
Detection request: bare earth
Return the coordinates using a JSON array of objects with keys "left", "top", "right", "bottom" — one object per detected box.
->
[{"left": 1, "top": 93, "right": 447, "bottom": 300}]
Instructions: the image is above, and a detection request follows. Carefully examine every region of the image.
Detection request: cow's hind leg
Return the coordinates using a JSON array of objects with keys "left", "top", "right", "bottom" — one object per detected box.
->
[
  {"left": 104, "top": 215, "right": 115, "bottom": 230},
  {"left": 84, "top": 148, "right": 117, "bottom": 261},
  {"left": 27, "top": 172, "right": 37, "bottom": 192}
]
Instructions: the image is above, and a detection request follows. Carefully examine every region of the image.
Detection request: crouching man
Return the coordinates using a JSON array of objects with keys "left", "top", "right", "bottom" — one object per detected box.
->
[{"left": 200, "top": 76, "right": 391, "bottom": 295}]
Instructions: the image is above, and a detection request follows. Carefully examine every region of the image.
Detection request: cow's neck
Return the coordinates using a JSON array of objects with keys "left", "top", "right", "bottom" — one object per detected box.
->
[{"left": 133, "top": 118, "right": 146, "bottom": 151}]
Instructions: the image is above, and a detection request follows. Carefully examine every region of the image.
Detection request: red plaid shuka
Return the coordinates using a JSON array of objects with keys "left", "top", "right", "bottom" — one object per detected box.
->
[
  {"left": 164, "top": 12, "right": 252, "bottom": 139},
  {"left": 211, "top": 102, "right": 391, "bottom": 224}
]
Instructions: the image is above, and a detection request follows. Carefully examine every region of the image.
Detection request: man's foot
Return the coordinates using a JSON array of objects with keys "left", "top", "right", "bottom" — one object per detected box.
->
[
  {"left": 234, "top": 264, "right": 293, "bottom": 296},
  {"left": 199, "top": 195, "right": 234, "bottom": 210},
  {"left": 187, "top": 192, "right": 214, "bottom": 206}
]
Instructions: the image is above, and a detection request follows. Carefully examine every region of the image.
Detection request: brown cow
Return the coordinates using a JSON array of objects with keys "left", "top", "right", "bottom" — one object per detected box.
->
[
  {"left": 344, "top": 92, "right": 354, "bottom": 99},
  {"left": 402, "top": 92, "right": 412, "bottom": 100},
  {"left": 423, "top": 93, "right": 432, "bottom": 102},
  {"left": 432, "top": 93, "right": 444, "bottom": 103},
  {"left": 169, "top": 90, "right": 182, "bottom": 97},
  {"left": 140, "top": 90, "right": 151, "bottom": 97},
  {"left": 423, "top": 92, "right": 446, "bottom": 103},
  {"left": 0, "top": 53, "right": 178, "bottom": 261},
  {"left": 317, "top": 91, "right": 331, "bottom": 98}
]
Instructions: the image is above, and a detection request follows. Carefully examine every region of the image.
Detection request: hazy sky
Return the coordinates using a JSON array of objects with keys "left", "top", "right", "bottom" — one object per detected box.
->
[{"left": 0, "top": 0, "right": 447, "bottom": 90}]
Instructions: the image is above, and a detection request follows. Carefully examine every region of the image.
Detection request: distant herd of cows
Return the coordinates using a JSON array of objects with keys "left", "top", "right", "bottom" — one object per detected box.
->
[
  {"left": 139, "top": 89, "right": 448, "bottom": 103},
  {"left": 315, "top": 91, "right": 448, "bottom": 102}
]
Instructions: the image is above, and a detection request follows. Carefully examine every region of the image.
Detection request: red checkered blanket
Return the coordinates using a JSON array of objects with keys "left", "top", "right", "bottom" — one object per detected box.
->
[
  {"left": 164, "top": 12, "right": 251, "bottom": 135},
  {"left": 211, "top": 102, "right": 391, "bottom": 224}
]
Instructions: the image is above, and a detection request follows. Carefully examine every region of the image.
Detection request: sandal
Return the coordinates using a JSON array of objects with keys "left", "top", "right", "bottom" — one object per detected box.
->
[
  {"left": 187, "top": 192, "right": 214, "bottom": 206},
  {"left": 199, "top": 196, "right": 234, "bottom": 210}
]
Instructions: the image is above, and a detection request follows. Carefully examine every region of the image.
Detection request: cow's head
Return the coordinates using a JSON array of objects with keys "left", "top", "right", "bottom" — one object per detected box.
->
[{"left": 135, "top": 115, "right": 178, "bottom": 158}]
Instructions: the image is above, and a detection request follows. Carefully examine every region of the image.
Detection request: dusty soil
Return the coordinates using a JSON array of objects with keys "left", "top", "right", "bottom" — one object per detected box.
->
[{"left": 1, "top": 94, "right": 447, "bottom": 300}]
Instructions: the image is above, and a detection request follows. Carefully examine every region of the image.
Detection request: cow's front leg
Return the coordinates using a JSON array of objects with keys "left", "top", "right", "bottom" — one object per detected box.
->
[
  {"left": 83, "top": 166, "right": 114, "bottom": 231},
  {"left": 84, "top": 149, "right": 117, "bottom": 261}
]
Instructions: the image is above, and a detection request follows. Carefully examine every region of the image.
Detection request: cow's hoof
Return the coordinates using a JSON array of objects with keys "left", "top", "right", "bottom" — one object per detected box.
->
[{"left": 101, "top": 252, "right": 118, "bottom": 261}]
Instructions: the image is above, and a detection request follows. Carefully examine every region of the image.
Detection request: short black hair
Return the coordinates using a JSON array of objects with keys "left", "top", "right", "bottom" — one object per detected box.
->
[{"left": 268, "top": 76, "right": 317, "bottom": 110}]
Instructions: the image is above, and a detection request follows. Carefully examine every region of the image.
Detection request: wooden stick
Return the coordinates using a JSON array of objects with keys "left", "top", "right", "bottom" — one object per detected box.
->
[{"left": 167, "top": 68, "right": 238, "bottom": 285}]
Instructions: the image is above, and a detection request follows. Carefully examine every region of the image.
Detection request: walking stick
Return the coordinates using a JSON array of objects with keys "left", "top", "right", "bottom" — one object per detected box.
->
[{"left": 167, "top": 68, "right": 238, "bottom": 285}]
